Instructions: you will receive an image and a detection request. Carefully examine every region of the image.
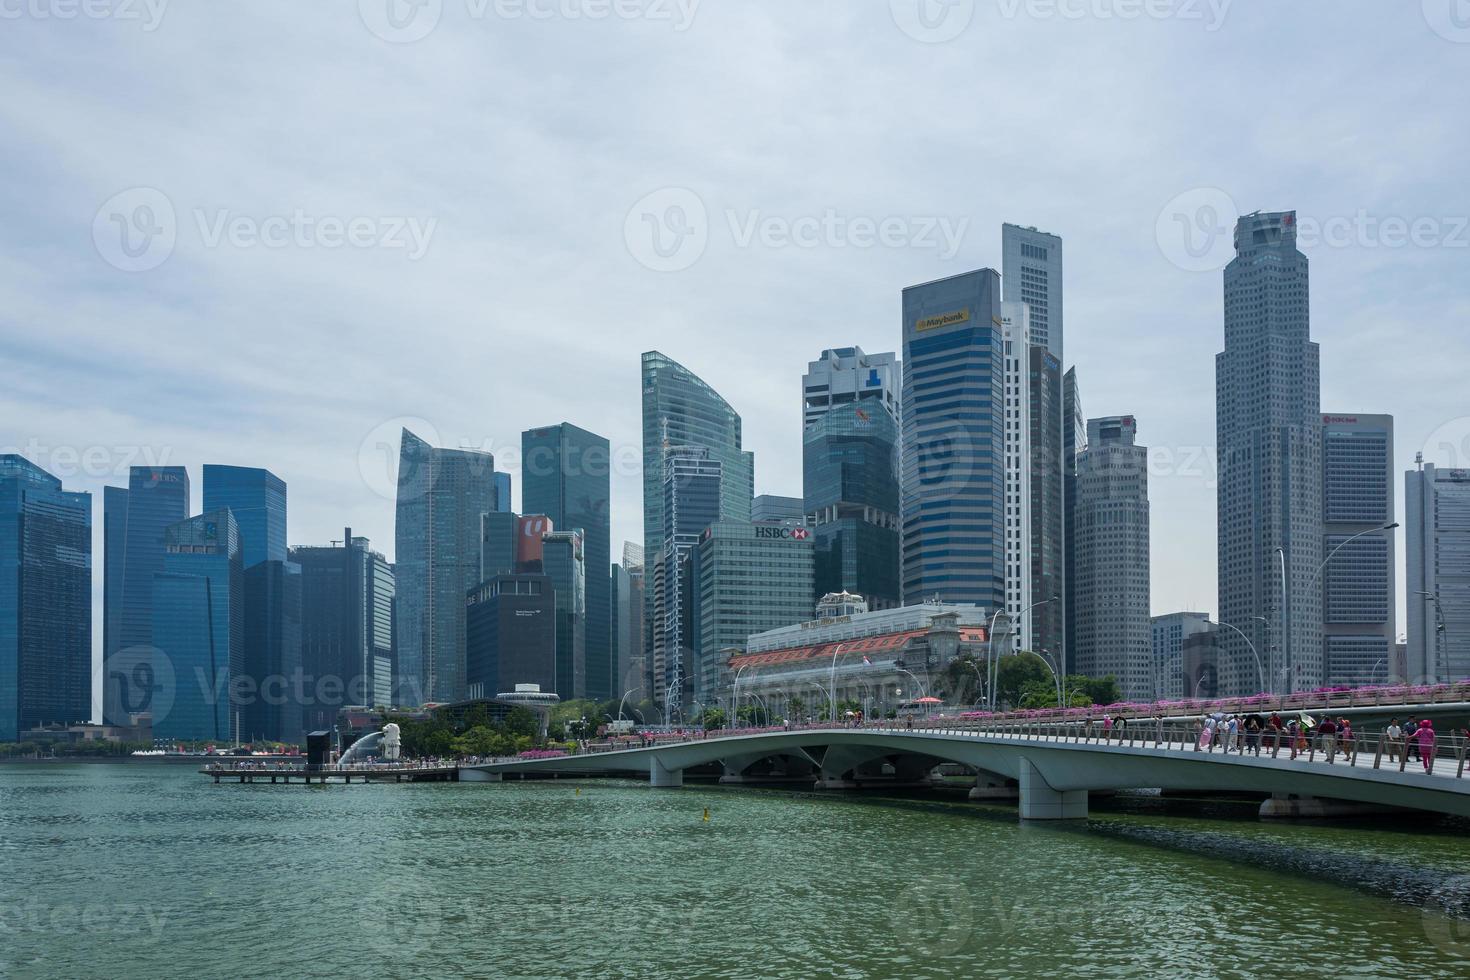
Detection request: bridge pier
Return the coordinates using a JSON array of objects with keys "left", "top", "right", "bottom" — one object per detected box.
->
[
  {"left": 1258, "top": 794, "right": 1399, "bottom": 819},
  {"left": 969, "top": 772, "right": 1018, "bottom": 801},
  {"left": 650, "top": 759, "right": 683, "bottom": 788},
  {"left": 1018, "top": 757, "right": 1088, "bottom": 821}
]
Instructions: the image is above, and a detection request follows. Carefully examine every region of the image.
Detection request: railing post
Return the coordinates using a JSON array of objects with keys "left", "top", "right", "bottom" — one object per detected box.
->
[{"left": 1373, "top": 732, "right": 1383, "bottom": 771}]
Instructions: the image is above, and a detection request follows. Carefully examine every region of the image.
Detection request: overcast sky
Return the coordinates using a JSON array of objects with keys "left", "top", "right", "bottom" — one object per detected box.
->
[{"left": 4, "top": 1, "right": 1468, "bottom": 689}]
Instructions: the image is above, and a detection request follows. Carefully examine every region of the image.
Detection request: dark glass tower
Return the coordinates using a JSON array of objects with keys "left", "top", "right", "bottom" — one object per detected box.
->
[
  {"left": 394, "top": 429, "right": 498, "bottom": 705},
  {"left": 0, "top": 456, "right": 91, "bottom": 741},
  {"left": 202, "top": 465, "right": 287, "bottom": 568},
  {"left": 541, "top": 530, "right": 586, "bottom": 700},
  {"left": 153, "top": 509, "right": 243, "bottom": 742},
  {"left": 522, "top": 423, "right": 611, "bottom": 701},
  {"left": 803, "top": 400, "right": 900, "bottom": 609},
  {"left": 899, "top": 270, "right": 1006, "bottom": 612},
  {"left": 243, "top": 560, "right": 302, "bottom": 742},
  {"left": 1028, "top": 346, "right": 1064, "bottom": 660},
  {"left": 106, "top": 466, "right": 189, "bottom": 726}
]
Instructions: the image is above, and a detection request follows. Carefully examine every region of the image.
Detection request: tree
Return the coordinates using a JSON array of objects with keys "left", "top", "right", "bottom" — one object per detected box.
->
[
  {"left": 1073, "top": 675, "right": 1123, "bottom": 707},
  {"left": 699, "top": 707, "right": 728, "bottom": 730},
  {"left": 941, "top": 655, "right": 986, "bottom": 705},
  {"left": 787, "top": 696, "right": 805, "bottom": 721},
  {"left": 503, "top": 707, "right": 540, "bottom": 739},
  {"left": 994, "top": 652, "right": 1053, "bottom": 709}
]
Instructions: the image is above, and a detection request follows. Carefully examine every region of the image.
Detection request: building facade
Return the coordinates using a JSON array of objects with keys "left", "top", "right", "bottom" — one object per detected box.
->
[
  {"left": 899, "top": 269, "right": 1006, "bottom": 613},
  {"left": 802, "top": 346, "right": 900, "bottom": 429},
  {"left": 1027, "top": 344, "right": 1065, "bottom": 662},
  {"left": 106, "top": 466, "right": 190, "bottom": 725},
  {"left": 153, "top": 510, "right": 243, "bottom": 743},
  {"left": 1071, "top": 416, "right": 1152, "bottom": 700},
  {"left": 542, "top": 529, "right": 586, "bottom": 701},
  {"left": 465, "top": 573, "right": 556, "bottom": 701},
  {"left": 394, "top": 428, "right": 499, "bottom": 705},
  {"left": 1001, "top": 223, "right": 1064, "bottom": 361},
  {"left": 1321, "top": 414, "right": 1396, "bottom": 685},
  {"left": 1406, "top": 462, "right": 1470, "bottom": 683},
  {"left": 1151, "top": 612, "right": 1213, "bottom": 701},
  {"left": 999, "top": 303, "right": 1033, "bottom": 648},
  {"left": 0, "top": 456, "right": 91, "bottom": 741},
  {"left": 522, "top": 423, "right": 611, "bottom": 701},
  {"left": 242, "top": 559, "right": 302, "bottom": 743},
  {"left": 202, "top": 465, "right": 287, "bottom": 568},
  {"left": 751, "top": 495, "right": 805, "bottom": 523},
  {"left": 1216, "top": 210, "right": 1322, "bottom": 695}
]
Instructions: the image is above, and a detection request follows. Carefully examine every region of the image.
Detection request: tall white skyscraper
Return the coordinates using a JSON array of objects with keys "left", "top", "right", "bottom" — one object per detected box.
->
[
  {"left": 1406, "top": 461, "right": 1470, "bottom": 683},
  {"left": 1000, "top": 301, "right": 1033, "bottom": 649},
  {"left": 1002, "top": 223, "right": 1064, "bottom": 361}
]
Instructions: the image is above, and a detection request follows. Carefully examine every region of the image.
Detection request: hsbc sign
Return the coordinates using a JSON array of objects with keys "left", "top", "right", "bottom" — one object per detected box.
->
[{"left": 755, "top": 525, "right": 810, "bottom": 541}]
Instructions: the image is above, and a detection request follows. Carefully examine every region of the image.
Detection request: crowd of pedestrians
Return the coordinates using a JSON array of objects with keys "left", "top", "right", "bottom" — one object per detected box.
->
[{"left": 1189, "top": 712, "right": 1467, "bottom": 772}]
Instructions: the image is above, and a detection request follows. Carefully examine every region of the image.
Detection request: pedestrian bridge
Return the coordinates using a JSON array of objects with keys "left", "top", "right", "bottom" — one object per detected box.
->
[{"left": 460, "top": 721, "right": 1470, "bottom": 820}]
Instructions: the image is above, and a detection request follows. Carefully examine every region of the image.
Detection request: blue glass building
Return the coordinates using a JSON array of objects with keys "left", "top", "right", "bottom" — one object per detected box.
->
[
  {"left": 152, "top": 509, "right": 243, "bottom": 743},
  {"left": 1, "top": 456, "right": 91, "bottom": 741},
  {"left": 105, "top": 466, "right": 189, "bottom": 726},
  {"left": 522, "top": 423, "right": 611, "bottom": 701},
  {"left": 900, "top": 269, "right": 1006, "bottom": 612},
  {"left": 541, "top": 529, "right": 586, "bottom": 700},
  {"left": 202, "top": 465, "right": 286, "bottom": 568},
  {"left": 243, "top": 559, "right": 302, "bottom": 742},
  {"left": 495, "top": 473, "right": 512, "bottom": 513}
]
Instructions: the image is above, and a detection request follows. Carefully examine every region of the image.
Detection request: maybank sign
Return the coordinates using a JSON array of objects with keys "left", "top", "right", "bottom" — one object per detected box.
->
[{"left": 915, "top": 308, "right": 969, "bottom": 332}]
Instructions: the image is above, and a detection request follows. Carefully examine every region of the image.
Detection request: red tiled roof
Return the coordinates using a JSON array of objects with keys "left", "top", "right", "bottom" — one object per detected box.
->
[{"left": 730, "top": 626, "right": 987, "bottom": 670}]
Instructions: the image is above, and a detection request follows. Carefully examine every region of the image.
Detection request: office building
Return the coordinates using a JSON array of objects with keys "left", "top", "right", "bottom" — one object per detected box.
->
[
  {"left": 291, "top": 530, "right": 396, "bottom": 731},
  {"left": 394, "top": 428, "right": 498, "bottom": 705},
  {"left": 899, "top": 269, "right": 1006, "bottom": 612},
  {"left": 641, "top": 351, "right": 754, "bottom": 705},
  {"left": 541, "top": 529, "right": 586, "bottom": 700},
  {"left": 803, "top": 398, "right": 900, "bottom": 610},
  {"left": 752, "top": 495, "right": 805, "bottom": 523},
  {"left": 242, "top": 559, "right": 302, "bottom": 742},
  {"left": 1321, "top": 414, "right": 1396, "bottom": 685},
  {"left": 802, "top": 346, "right": 900, "bottom": 428},
  {"left": 1406, "top": 462, "right": 1470, "bottom": 683},
  {"left": 999, "top": 303, "right": 1033, "bottom": 647},
  {"left": 1071, "top": 416, "right": 1152, "bottom": 700},
  {"left": 152, "top": 510, "right": 243, "bottom": 742},
  {"left": 1152, "top": 612, "right": 1213, "bottom": 701},
  {"left": 689, "top": 520, "right": 815, "bottom": 702},
  {"left": 105, "top": 465, "right": 189, "bottom": 726},
  {"left": 1217, "top": 210, "right": 1322, "bottom": 695},
  {"left": 1001, "top": 223, "right": 1064, "bottom": 360},
  {"left": 202, "top": 465, "right": 286, "bottom": 568},
  {"left": 495, "top": 473, "right": 512, "bottom": 513},
  {"left": 652, "top": 446, "right": 722, "bottom": 710},
  {"left": 1183, "top": 627, "right": 1221, "bottom": 700},
  {"left": 465, "top": 572, "right": 556, "bottom": 701},
  {"left": 611, "top": 542, "right": 645, "bottom": 702},
  {"left": 0, "top": 456, "right": 91, "bottom": 742},
  {"left": 1028, "top": 344, "right": 1064, "bottom": 660},
  {"left": 1062, "top": 367, "right": 1084, "bottom": 677},
  {"left": 522, "top": 424, "right": 611, "bottom": 700}
]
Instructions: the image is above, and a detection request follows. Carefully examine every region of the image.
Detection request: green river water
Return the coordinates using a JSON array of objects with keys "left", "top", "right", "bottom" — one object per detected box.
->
[{"left": 2, "top": 763, "right": 1469, "bottom": 979}]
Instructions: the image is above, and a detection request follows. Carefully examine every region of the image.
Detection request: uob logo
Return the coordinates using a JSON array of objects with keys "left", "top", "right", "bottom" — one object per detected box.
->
[
  {"left": 624, "top": 188, "right": 708, "bottom": 272},
  {"left": 93, "top": 187, "right": 176, "bottom": 272}
]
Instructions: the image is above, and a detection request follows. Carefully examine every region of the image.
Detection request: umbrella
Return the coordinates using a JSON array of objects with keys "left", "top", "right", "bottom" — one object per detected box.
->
[{"left": 1299, "top": 713, "right": 1316, "bottom": 728}]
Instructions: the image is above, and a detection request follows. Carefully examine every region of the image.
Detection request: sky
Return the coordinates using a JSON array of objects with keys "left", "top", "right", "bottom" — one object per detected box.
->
[{"left": 3, "top": 1, "right": 1469, "bottom": 697}]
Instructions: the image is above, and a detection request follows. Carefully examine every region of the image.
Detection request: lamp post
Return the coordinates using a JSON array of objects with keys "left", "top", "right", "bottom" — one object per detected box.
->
[
  {"left": 1210, "top": 620, "right": 1265, "bottom": 694},
  {"left": 1277, "top": 522, "right": 1397, "bottom": 693},
  {"left": 1036, "top": 649, "right": 1064, "bottom": 708},
  {"left": 989, "top": 595, "right": 1058, "bottom": 710},
  {"left": 1416, "top": 590, "right": 1448, "bottom": 682}
]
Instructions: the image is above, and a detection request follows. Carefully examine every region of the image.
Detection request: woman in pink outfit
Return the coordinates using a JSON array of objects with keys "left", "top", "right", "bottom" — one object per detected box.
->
[{"left": 1414, "top": 719, "right": 1437, "bottom": 774}]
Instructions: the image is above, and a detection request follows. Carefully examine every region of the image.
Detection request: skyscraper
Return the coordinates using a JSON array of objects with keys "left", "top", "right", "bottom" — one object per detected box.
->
[
  {"left": 802, "top": 346, "right": 901, "bottom": 611},
  {"left": 521, "top": 423, "right": 611, "bottom": 701},
  {"left": 1217, "top": 210, "right": 1322, "bottom": 695},
  {"left": 653, "top": 446, "right": 722, "bottom": 710},
  {"left": 291, "top": 530, "right": 396, "bottom": 730},
  {"left": 1072, "top": 416, "right": 1152, "bottom": 700},
  {"left": 1027, "top": 344, "right": 1064, "bottom": 660},
  {"left": 153, "top": 509, "right": 243, "bottom": 742},
  {"left": 0, "top": 456, "right": 91, "bottom": 742},
  {"left": 1321, "top": 414, "right": 1396, "bottom": 685},
  {"left": 642, "top": 351, "right": 753, "bottom": 708},
  {"left": 1001, "top": 223, "right": 1064, "bottom": 361},
  {"left": 202, "top": 465, "right": 286, "bottom": 568},
  {"left": 1062, "top": 368, "right": 1084, "bottom": 678},
  {"left": 465, "top": 572, "right": 555, "bottom": 701},
  {"left": 105, "top": 466, "right": 189, "bottom": 726},
  {"left": 751, "top": 495, "right": 805, "bottom": 523},
  {"left": 611, "top": 542, "right": 645, "bottom": 703},
  {"left": 243, "top": 559, "right": 302, "bottom": 742},
  {"left": 542, "top": 528, "right": 586, "bottom": 700},
  {"left": 394, "top": 429, "right": 498, "bottom": 705},
  {"left": 1151, "top": 612, "right": 1212, "bottom": 700},
  {"left": 494, "top": 473, "right": 512, "bottom": 513},
  {"left": 899, "top": 269, "right": 1006, "bottom": 612},
  {"left": 1406, "top": 462, "right": 1470, "bottom": 683},
  {"left": 1000, "top": 303, "right": 1033, "bottom": 648}
]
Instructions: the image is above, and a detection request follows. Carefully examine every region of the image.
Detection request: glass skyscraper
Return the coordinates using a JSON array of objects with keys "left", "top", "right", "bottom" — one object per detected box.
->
[
  {"left": 0, "top": 456, "right": 91, "bottom": 742},
  {"left": 542, "top": 529, "right": 586, "bottom": 701},
  {"left": 522, "top": 423, "right": 611, "bottom": 701},
  {"left": 243, "top": 559, "right": 302, "bottom": 742},
  {"left": 899, "top": 270, "right": 1006, "bottom": 612},
  {"left": 394, "top": 428, "right": 498, "bottom": 705},
  {"left": 1216, "top": 210, "right": 1322, "bottom": 695},
  {"left": 653, "top": 447, "right": 722, "bottom": 711},
  {"left": 153, "top": 509, "right": 243, "bottom": 742},
  {"left": 1407, "top": 463, "right": 1470, "bottom": 683},
  {"left": 105, "top": 465, "right": 189, "bottom": 726},
  {"left": 202, "top": 465, "right": 287, "bottom": 568}
]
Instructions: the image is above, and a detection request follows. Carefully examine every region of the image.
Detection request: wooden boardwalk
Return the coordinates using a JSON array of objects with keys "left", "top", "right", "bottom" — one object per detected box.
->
[{"left": 201, "top": 763, "right": 459, "bottom": 784}]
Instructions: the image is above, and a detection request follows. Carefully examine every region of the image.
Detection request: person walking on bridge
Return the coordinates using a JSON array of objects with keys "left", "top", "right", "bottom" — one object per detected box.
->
[
  {"left": 1414, "top": 720, "right": 1437, "bottom": 774},
  {"left": 1318, "top": 716, "right": 1339, "bottom": 763},
  {"left": 1385, "top": 718, "right": 1403, "bottom": 763}
]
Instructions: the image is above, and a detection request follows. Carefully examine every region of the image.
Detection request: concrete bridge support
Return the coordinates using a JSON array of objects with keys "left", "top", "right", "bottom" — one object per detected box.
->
[
  {"left": 1018, "top": 757, "right": 1087, "bottom": 820},
  {"left": 969, "top": 770, "right": 1018, "bottom": 801},
  {"left": 650, "top": 758, "right": 684, "bottom": 788}
]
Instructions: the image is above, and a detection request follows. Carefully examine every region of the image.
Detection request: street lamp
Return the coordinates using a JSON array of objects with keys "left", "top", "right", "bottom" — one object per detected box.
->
[
  {"left": 1416, "top": 590, "right": 1448, "bottom": 682},
  {"left": 1036, "top": 649, "right": 1064, "bottom": 708},
  {"left": 989, "top": 595, "right": 1059, "bottom": 710},
  {"left": 1210, "top": 620, "right": 1265, "bottom": 694},
  {"left": 1278, "top": 522, "right": 1397, "bottom": 693}
]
